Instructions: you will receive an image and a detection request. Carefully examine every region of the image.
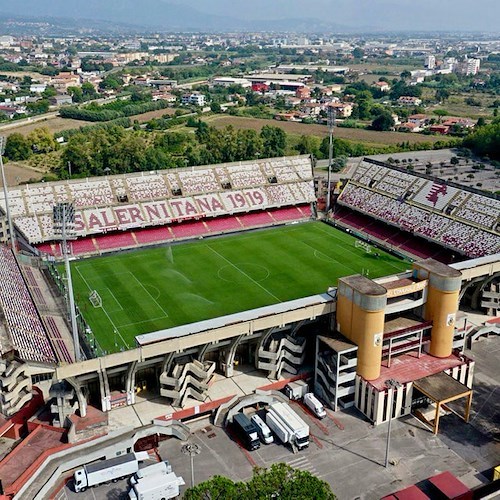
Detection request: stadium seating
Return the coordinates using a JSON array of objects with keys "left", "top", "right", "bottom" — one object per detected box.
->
[
  {"left": 338, "top": 159, "right": 500, "bottom": 258},
  {"left": 94, "top": 232, "right": 136, "bottom": 251},
  {"left": 0, "top": 246, "right": 55, "bottom": 364},
  {"left": 204, "top": 216, "right": 243, "bottom": 232},
  {"left": 238, "top": 211, "right": 274, "bottom": 228},
  {"left": 170, "top": 220, "right": 208, "bottom": 239},
  {"left": 268, "top": 206, "right": 305, "bottom": 222},
  {"left": 134, "top": 226, "right": 173, "bottom": 244},
  {"left": 2, "top": 155, "right": 315, "bottom": 246},
  {"left": 69, "top": 238, "right": 97, "bottom": 256}
]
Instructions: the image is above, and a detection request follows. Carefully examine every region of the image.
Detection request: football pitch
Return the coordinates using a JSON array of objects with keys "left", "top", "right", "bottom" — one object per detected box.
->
[{"left": 70, "top": 222, "right": 409, "bottom": 353}]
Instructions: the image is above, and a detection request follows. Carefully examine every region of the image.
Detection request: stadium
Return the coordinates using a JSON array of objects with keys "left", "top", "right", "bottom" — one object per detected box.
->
[{"left": 0, "top": 153, "right": 499, "bottom": 443}]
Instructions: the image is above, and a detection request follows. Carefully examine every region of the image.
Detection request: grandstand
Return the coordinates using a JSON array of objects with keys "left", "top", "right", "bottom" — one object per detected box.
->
[
  {"left": 0, "top": 155, "right": 316, "bottom": 257},
  {"left": 336, "top": 158, "right": 500, "bottom": 259}
]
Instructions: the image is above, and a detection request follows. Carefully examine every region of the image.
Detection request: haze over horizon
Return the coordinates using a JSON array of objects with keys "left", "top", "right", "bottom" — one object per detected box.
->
[{"left": 0, "top": 0, "right": 498, "bottom": 32}]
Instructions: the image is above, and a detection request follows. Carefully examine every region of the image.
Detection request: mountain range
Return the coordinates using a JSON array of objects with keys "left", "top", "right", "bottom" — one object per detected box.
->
[{"left": 0, "top": 0, "right": 497, "bottom": 33}]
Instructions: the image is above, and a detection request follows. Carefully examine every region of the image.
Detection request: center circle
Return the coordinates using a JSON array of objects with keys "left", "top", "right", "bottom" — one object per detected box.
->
[{"left": 218, "top": 263, "right": 270, "bottom": 283}]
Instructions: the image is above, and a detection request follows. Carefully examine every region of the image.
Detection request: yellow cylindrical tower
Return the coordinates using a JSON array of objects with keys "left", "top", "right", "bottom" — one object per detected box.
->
[
  {"left": 337, "top": 276, "right": 387, "bottom": 380},
  {"left": 413, "top": 260, "right": 462, "bottom": 358}
]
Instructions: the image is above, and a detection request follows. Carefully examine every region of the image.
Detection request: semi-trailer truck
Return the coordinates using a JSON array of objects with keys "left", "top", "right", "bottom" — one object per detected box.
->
[
  {"left": 74, "top": 452, "right": 149, "bottom": 492},
  {"left": 233, "top": 413, "right": 261, "bottom": 451},
  {"left": 128, "top": 471, "right": 185, "bottom": 500},
  {"left": 266, "top": 402, "right": 309, "bottom": 450},
  {"left": 130, "top": 460, "right": 172, "bottom": 485},
  {"left": 284, "top": 380, "right": 308, "bottom": 400}
]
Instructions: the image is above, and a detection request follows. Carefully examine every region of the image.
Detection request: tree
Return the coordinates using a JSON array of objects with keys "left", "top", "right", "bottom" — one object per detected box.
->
[
  {"left": 371, "top": 112, "right": 395, "bottom": 131},
  {"left": 400, "top": 70, "right": 411, "bottom": 80},
  {"left": 450, "top": 156, "right": 460, "bottom": 165},
  {"left": 68, "top": 86, "right": 84, "bottom": 103},
  {"left": 81, "top": 82, "right": 98, "bottom": 100},
  {"left": 27, "top": 127, "right": 58, "bottom": 153},
  {"left": 297, "top": 135, "right": 322, "bottom": 158},
  {"left": 435, "top": 88, "right": 450, "bottom": 103},
  {"left": 184, "top": 463, "right": 336, "bottom": 500},
  {"left": 352, "top": 47, "right": 364, "bottom": 59},
  {"left": 4, "top": 133, "right": 32, "bottom": 161},
  {"left": 260, "top": 125, "right": 287, "bottom": 158},
  {"left": 210, "top": 102, "right": 222, "bottom": 113}
]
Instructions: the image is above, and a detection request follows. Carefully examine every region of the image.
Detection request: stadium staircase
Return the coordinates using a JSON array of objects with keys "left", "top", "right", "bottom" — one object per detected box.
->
[
  {"left": 0, "top": 359, "right": 34, "bottom": 417},
  {"left": 159, "top": 359, "right": 216, "bottom": 407},
  {"left": 257, "top": 334, "right": 306, "bottom": 379}
]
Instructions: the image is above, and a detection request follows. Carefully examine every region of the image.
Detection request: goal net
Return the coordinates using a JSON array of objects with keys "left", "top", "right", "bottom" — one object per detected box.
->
[
  {"left": 89, "top": 290, "right": 102, "bottom": 308},
  {"left": 354, "top": 240, "right": 372, "bottom": 254}
]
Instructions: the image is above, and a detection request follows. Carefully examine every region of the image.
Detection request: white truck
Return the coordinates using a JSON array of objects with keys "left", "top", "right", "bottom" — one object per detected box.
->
[
  {"left": 266, "top": 402, "right": 309, "bottom": 450},
  {"left": 130, "top": 460, "right": 172, "bottom": 485},
  {"left": 74, "top": 451, "right": 149, "bottom": 492},
  {"left": 284, "top": 380, "right": 308, "bottom": 400},
  {"left": 303, "top": 393, "right": 327, "bottom": 419},
  {"left": 128, "top": 471, "right": 185, "bottom": 500}
]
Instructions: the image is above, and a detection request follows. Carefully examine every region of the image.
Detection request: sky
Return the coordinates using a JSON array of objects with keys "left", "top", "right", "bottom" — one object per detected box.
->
[
  {"left": 179, "top": 0, "right": 500, "bottom": 31},
  {"left": 1, "top": 0, "right": 499, "bottom": 32}
]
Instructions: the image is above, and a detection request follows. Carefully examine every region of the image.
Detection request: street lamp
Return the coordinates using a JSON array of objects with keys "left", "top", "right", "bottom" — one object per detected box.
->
[
  {"left": 181, "top": 442, "right": 201, "bottom": 488},
  {"left": 53, "top": 202, "right": 80, "bottom": 362},
  {"left": 384, "top": 378, "right": 402, "bottom": 468},
  {"left": 0, "top": 136, "right": 16, "bottom": 251}
]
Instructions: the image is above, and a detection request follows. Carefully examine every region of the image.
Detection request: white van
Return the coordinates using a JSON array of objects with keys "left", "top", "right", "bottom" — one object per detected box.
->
[
  {"left": 303, "top": 393, "right": 326, "bottom": 419},
  {"left": 251, "top": 414, "right": 274, "bottom": 444}
]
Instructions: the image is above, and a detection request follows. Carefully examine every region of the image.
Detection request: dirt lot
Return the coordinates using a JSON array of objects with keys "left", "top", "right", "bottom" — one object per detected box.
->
[
  {"left": 0, "top": 162, "right": 45, "bottom": 187},
  {"left": 205, "top": 116, "right": 446, "bottom": 145},
  {"left": 130, "top": 107, "right": 178, "bottom": 123},
  {"left": 2, "top": 117, "right": 92, "bottom": 137}
]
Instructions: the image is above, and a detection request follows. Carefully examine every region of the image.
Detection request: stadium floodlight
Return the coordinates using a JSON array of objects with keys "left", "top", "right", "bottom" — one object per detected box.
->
[
  {"left": 53, "top": 202, "right": 80, "bottom": 362},
  {"left": 0, "top": 136, "right": 16, "bottom": 251},
  {"left": 326, "top": 106, "right": 336, "bottom": 214}
]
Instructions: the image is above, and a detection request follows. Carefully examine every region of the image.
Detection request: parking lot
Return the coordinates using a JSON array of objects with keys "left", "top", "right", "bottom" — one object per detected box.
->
[{"left": 58, "top": 335, "right": 499, "bottom": 500}]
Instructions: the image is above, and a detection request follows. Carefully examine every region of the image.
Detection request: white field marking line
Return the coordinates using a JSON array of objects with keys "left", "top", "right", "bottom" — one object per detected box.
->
[
  {"left": 313, "top": 225, "right": 405, "bottom": 273},
  {"left": 105, "top": 287, "right": 123, "bottom": 311},
  {"left": 74, "top": 265, "right": 130, "bottom": 348},
  {"left": 127, "top": 271, "right": 169, "bottom": 317},
  {"left": 207, "top": 245, "right": 281, "bottom": 303},
  {"left": 298, "top": 238, "right": 352, "bottom": 269},
  {"left": 119, "top": 316, "right": 169, "bottom": 328}
]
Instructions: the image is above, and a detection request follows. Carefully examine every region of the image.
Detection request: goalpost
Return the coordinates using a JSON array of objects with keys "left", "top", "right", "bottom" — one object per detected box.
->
[
  {"left": 89, "top": 290, "right": 102, "bottom": 308},
  {"left": 354, "top": 240, "right": 372, "bottom": 254}
]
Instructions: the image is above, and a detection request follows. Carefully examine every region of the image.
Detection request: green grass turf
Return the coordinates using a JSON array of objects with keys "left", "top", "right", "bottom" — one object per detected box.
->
[{"left": 69, "top": 222, "right": 409, "bottom": 353}]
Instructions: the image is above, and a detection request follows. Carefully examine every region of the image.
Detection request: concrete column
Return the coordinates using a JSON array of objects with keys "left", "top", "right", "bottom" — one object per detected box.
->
[
  {"left": 337, "top": 275, "right": 387, "bottom": 380},
  {"left": 414, "top": 260, "right": 462, "bottom": 358},
  {"left": 66, "top": 377, "right": 87, "bottom": 418},
  {"left": 98, "top": 369, "right": 111, "bottom": 412},
  {"left": 125, "top": 361, "right": 138, "bottom": 405},
  {"left": 225, "top": 335, "right": 244, "bottom": 378}
]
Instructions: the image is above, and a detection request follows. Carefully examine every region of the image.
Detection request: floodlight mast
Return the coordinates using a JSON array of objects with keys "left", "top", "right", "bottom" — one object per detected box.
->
[
  {"left": 53, "top": 203, "right": 80, "bottom": 362},
  {"left": 0, "top": 136, "right": 16, "bottom": 252},
  {"left": 326, "top": 106, "right": 336, "bottom": 213}
]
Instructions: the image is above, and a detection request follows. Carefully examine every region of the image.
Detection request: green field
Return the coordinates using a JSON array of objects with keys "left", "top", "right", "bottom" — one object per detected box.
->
[{"left": 70, "top": 222, "right": 408, "bottom": 353}]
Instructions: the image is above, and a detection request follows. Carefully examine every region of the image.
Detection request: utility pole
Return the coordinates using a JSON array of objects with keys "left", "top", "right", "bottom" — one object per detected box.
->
[
  {"left": 326, "top": 105, "right": 336, "bottom": 213},
  {"left": 182, "top": 443, "right": 201, "bottom": 488},
  {"left": 53, "top": 202, "right": 80, "bottom": 362},
  {"left": 384, "top": 379, "right": 402, "bottom": 468},
  {"left": 0, "top": 136, "right": 16, "bottom": 252}
]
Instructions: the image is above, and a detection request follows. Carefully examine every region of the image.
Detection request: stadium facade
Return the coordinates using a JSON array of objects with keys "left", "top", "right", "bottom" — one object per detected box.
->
[{"left": 0, "top": 155, "right": 498, "bottom": 435}]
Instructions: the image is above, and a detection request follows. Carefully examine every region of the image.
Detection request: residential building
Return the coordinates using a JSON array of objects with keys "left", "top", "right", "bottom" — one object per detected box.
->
[
  {"left": 50, "top": 94, "right": 73, "bottom": 106},
  {"left": 329, "top": 101, "right": 353, "bottom": 118},
  {"left": 373, "top": 81, "right": 390, "bottom": 92},
  {"left": 181, "top": 92, "right": 206, "bottom": 106},
  {"left": 424, "top": 55, "right": 436, "bottom": 69},
  {"left": 397, "top": 96, "right": 422, "bottom": 107}
]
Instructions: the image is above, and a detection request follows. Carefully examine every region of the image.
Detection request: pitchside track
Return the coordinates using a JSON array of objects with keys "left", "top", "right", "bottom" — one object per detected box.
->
[{"left": 70, "top": 222, "right": 408, "bottom": 353}]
